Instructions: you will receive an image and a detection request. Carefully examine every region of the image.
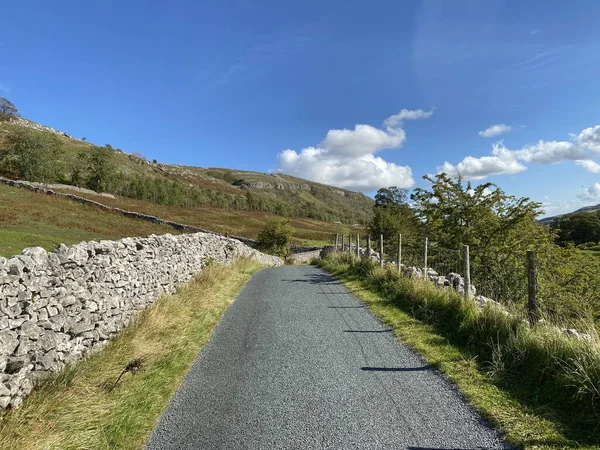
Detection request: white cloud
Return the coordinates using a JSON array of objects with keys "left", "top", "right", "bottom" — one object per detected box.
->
[
  {"left": 575, "top": 159, "right": 600, "bottom": 174},
  {"left": 319, "top": 124, "right": 405, "bottom": 158},
  {"left": 275, "top": 109, "right": 434, "bottom": 191},
  {"left": 277, "top": 149, "right": 414, "bottom": 191},
  {"left": 514, "top": 140, "right": 585, "bottom": 163},
  {"left": 575, "top": 125, "right": 600, "bottom": 154},
  {"left": 478, "top": 124, "right": 513, "bottom": 138},
  {"left": 579, "top": 183, "right": 600, "bottom": 201},
  {"left": 438, "top": 143, "right": 527, "bottom": 180},
  {"left": 383, "top": 108, "right": 434, "bottom": 128}
]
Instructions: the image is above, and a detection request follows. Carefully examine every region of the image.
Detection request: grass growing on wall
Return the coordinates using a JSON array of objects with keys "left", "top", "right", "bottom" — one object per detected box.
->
[
  {"left": 316, "top": 253, "right": 600, "bottom": 449},
  {"left": 0, "top": 259, "right": 263, "bottom": 450}
]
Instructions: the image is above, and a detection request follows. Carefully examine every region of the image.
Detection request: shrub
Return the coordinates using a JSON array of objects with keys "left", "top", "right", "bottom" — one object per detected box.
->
[{"left": 257, "top": 218, "right": 293, "bottom": 257}]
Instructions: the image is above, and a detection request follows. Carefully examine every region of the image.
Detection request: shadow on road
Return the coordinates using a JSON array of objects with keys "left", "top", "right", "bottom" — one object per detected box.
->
[
  {"left": 343, "top": 329, "right": 394, "bottom": 333},
  {"left": 282, "top": 272, "right": 336, "bottom": 285},
  {"left": 361, "top": 366, "right": 433, "bottom": 372},
  {"left": 326, "top": 305, "right": 366, "bottom": 309}
]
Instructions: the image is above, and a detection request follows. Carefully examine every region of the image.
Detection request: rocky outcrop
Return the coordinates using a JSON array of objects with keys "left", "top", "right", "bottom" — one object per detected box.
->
[
  {"left": 233, "top": 179, "right": 312, "bottom": 191},
  {"left": 0, "top": 232, "right": 282, "bottom": 409}
]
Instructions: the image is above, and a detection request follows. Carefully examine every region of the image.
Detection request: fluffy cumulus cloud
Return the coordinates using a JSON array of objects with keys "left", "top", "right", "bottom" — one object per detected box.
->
[
  {"left": 442, "top": 124, "right": 600, "bottom": 180},
  {"left": 478, "top": 124, "right": 513, "bottom": 138},
  {"left": 276, "top": 108, "right": 433, "bottom": 191},
  {"left": 514, "top": 140, "right": 585, "bottom": 163},
  {"left": 438, "top": 143, "right": 527, "bottom": 180},
  {"left": 579, "top": 183, "right": 600, "bottom": 201},
  {"left": 576, "top": 125, "right": 600, "bottom": 154}
]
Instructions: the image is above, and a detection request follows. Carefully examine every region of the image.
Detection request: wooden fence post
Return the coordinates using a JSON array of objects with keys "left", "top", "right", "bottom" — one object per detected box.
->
[
  {"left": 334, "top": 233, "right": 339, "bottom": 252},
  {"left": 463, "top": 245, "right": 471, "bottom": 299},
  {"left": 527, "top": 250, "right": 537, "bottom": 327},
  {"left": 349, "top": 234, "right": 353, "bottom": 256},
  {"left": 367, "top": 235, "right": 371, "bottom": 259},
  {"left": 356, "top": 234, "right": 360, "bottom": 258},
  {"left": 423, "top": 237, "right": 428, "bottom": 277},
  {"left": 341, "top": 234, "right": 345, "bottom": 252},
  {"left": 398, "top": 234, "right": 402, "bottom": 273},
  {"left": 379, "top": 234, "right": 384, "bottom": 268}
]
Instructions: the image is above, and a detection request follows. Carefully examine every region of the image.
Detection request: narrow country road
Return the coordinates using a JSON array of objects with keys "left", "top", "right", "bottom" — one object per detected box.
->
[{"left": 147, "top": 265, "right": 510, "bottom": 450}]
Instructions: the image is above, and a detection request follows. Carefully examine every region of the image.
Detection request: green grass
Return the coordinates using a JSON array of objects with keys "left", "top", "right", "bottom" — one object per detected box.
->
[
  {"left": 316, "top": 254, "right": 600, "bottom": 450},
  {"left": 0, "top": 259, "right": 263, "bottom": 449},
  {"left": 0, "top": 183, "right": 179, "bottom": 257}
]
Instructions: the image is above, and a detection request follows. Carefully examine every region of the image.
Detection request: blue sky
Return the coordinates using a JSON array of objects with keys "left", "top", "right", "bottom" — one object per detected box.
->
[{"left": 2, "top": 0, "right": 600, "bottom": 216}]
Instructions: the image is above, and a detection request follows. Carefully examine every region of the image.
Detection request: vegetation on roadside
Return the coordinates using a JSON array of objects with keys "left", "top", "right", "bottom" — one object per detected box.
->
[
  {"left": 365, "top": 176, "right": 600, "bottom": 333},
  {"left": 0, "top": 259, "right": 263, "bottom": 450},
  {"left": 316, "top": 253, "right": 600, "bottom": 449},
  {"left": 257, "top": 218, "right": 294, "bottom": 257}
]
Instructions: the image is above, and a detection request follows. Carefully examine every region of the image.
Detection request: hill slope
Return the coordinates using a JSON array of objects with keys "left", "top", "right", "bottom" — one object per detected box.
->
[
  {"left": 0, "top": 118, "right": 368, "bottom": 254},
  {"left": 0, "top": 118, "right": 374, "bottom": 225}
]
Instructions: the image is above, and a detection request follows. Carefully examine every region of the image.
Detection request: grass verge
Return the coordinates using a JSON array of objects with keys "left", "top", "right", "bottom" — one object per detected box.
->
[
  {"left": 316, "top": 253, "right": 600, "bottom": 450},
  {"left": 0, "top": 259, "right": 263, "bottom": 450}
]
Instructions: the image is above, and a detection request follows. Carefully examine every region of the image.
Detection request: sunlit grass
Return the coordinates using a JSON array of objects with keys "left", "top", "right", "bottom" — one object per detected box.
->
[
  {"left": 316, "top": 254, "right": 600, "bottom": 449},
  {"left": 0, "top": 259, "right": 263, "bottom": 449}
]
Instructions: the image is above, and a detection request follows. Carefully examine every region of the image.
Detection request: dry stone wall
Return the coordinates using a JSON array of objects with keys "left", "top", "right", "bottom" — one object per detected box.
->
[{"left": 0, "top": 232, "right": 281, "bottom": 409}]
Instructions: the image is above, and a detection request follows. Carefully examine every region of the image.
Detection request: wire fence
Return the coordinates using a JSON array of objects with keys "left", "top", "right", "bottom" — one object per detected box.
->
[{"left": 332, "top": 233, "right": 600, "bottom": 333}]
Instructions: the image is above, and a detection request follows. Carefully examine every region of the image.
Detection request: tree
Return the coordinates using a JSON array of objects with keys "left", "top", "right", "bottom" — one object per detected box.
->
[
  {"left": 0, "top": 97, "right": 19, "bottom": 121},
  {"left": 551, "top": 211, "right": 600, "bottom": 246},
  {"left": 1, "top": 128, "right": 63, "bottom": 182},
  {"left": 257, "top": 218, "right": 294, "bottom": 257},
  {"left": 77, "top": 145, "right": 116, "bottom": 192},
  {"left": 368, "top": 186, "right": 421, "bottom": 255},
  {"left": 411, "top": 173, "right": 552, "bottom": 303}
]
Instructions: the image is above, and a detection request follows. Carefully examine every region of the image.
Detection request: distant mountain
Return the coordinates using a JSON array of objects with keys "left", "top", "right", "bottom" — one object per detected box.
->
[{"left": 539, "top": 203, "right": 600, "bottom": 225}]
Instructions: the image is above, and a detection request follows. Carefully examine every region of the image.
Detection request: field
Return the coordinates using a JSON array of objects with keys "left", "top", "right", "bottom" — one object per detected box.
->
[{"left": 0, "top": 183, "right": 351, "bottom": 257}]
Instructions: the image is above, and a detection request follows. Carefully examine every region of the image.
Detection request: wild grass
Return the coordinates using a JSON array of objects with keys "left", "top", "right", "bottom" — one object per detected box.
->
[
  {"left": 0, "top": 259, "right": 263, "bottom": 449},
  {"left": 0, "top": 184, "right": 178, "bottom": 257},
  {"left": 52, "top": 187, "right": 351, "bottom": 246},
  {"left": 316, "top": 253, "right": 600, "bottom": 449}
]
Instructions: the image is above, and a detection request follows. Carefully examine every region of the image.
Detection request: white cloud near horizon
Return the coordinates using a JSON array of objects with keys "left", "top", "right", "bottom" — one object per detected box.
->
[
  {"left": 442, "top": 124, "right": 600, "bottom": 180},
  {"left": 579, "top": 183, "right": 600, "bottom": 201},
  {"left": 276, "top": 108, "right": 433, "bottom": 191},
  {"left": 478, "top": 124, "right": 513, "bottom": 138},
  {"left": 438, "top": 142, "right": 527, "bottom": 180}
]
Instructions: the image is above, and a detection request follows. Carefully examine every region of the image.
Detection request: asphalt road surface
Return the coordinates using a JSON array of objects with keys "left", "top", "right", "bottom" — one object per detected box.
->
[{"left": 147, "top": 265, "right": 510, "bottom": 450}]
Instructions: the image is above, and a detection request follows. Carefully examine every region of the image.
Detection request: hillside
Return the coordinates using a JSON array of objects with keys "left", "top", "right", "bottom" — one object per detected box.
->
[
  {"left": 0, "top": 117, "right": 367, "bottom": 254},
  {"left": 540, "top": 203, "right": 600, "bottom": 225},
  {"left": 0, "top": 118, "right": 374, "bottom": 225}
]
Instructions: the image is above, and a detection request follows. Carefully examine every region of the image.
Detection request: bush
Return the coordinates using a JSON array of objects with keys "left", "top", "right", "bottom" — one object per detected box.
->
[{"left": 257, "top": 218, "right": 293, "bottom": 257}]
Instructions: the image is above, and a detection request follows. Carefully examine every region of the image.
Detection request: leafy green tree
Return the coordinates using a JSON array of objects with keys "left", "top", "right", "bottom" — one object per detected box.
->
[
  {"left": 257, "top": 218, "right": 294, "bottom": 257},
  {"left": 1, "top": 128, "right": 63, "bottom": 181},
  {"left": 411, "top": 174, "right": 552, "bottom": 303},
  {"left": 0, "top": 97, "right": 19, "bottom": 121},
  {"left": 551, "top": 212, "right": 600, "bottom": 246},
  {"left": 77, "top": 145, "right": 116, "bottom": 192},
  {"left": 368, "top": 186, "right": 421, "bottom": 255}
]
